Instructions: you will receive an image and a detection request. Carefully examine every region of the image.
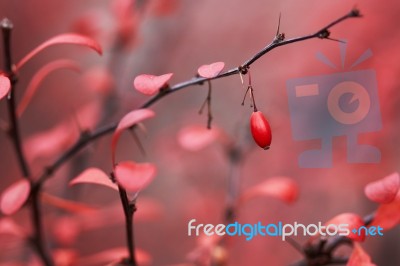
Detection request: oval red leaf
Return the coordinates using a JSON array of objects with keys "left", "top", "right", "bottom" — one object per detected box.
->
[
  {"left": 111, "top": 109, "right": 155, "bottom": 165},
  {"left": 17, "top": 59, "right": 81, "bottom": 117},
  {"left": 197, "top": 62, "right": 225, "bottom": 78},
  {"left": 0, "top": 74, "right": 11, "bottom": 100},
  {"left": 240, "top": 177, "right": 298, "bottom": 204},
  {"left": 325, "top": 213, "right": 365, "bottom": 242},
  {"left": 347, "top": 243, "right": 376, "bottom": 266},
  {"left": 0, "top": 179, "right": 31, "bottom": 215},
  {"left": 364, "top": 172, "right": 400, "bottom": 204},
  {"left": 69, "top": 168, "right": 118, "bottom": 191},
  {"left": 133, "top": 73, "right": 173, "bottom": 95},
  {"left": 114, "top": 161, "right": 156, "bottom": 192},
  {"left": 16, "top": 33, "right": 102, "bottom": 70},
  {"left": 41, "top": 192, "right": 95, "bottom": 213},
  {"left": 178, "top": 125, "right": 220, "bottom": 151}
]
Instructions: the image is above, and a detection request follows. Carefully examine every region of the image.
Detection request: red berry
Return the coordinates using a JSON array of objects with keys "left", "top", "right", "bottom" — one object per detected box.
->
[{"left": 250, "top": 111, "right": 272, "bottom": 150}]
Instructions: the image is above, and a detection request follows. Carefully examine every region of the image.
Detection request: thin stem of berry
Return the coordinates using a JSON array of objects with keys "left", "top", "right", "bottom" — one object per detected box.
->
[{"left": 198, "top": 80, "right": 213, "bottom": 129}]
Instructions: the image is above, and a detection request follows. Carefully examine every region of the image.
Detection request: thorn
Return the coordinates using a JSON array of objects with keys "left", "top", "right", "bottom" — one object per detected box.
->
[
  {"left": 276, "top": 13, "right": 281, "bottom": 36},
  {"left": 273, "top": 13, "right": 285, "bottom": 42},
  {"left": 198, "top": 81, "right": 213, "bottom": 129},
  {"left": 326, "top": 37, "right": 347, "bottom": 43},
  {"left": 241, "top": 85, "right": 251, "bottom": 106},
  {"left": 129, "top": 129, "right": 146, "bottom": 157},
  {"left": 71, "top": 109, "right": 84, "bottom": 134}
]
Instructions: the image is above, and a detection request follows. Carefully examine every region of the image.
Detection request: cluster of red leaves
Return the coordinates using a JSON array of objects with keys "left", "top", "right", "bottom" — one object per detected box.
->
[
  {"left": 316, "top": 172, "right": 400, "bottom": 265},
  {"left": 0, "top": 1, "right": 183, "bottom": 264}
]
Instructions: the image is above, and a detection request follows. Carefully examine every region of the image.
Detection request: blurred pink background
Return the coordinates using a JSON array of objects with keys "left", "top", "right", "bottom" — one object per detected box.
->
[{"left": 1, "top": 0, "right": 400, "bottom": 265}]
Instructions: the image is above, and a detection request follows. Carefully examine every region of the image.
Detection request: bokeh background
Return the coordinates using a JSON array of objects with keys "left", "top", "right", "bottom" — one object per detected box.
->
[{"left": 1, "top": 0, "right": 400, "bottom": 265}]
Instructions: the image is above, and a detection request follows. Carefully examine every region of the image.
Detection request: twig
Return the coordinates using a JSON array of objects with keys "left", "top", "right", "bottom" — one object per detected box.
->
[
  {"left": 36, "top": 8, "right": 361, "bottom": 185},
  {"left": 1, "top": 18, "right": 54, "bottom": 266},
  {"left": 1, "top": 19, "right": 30, "bottom": 178},
  {"left": 198, "top": 80, "right": 213, "bottom": 129},
  {"left": 290, "top": 212, "right": 374, "bottom": 266},
  {"left": 117, "top": 182, "right": 138, "bottom": 266}
]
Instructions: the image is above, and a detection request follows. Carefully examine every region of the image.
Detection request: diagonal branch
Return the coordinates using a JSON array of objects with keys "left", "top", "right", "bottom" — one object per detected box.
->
[{"left": 37, "top": 8, "right": 361, "bottom": 185}]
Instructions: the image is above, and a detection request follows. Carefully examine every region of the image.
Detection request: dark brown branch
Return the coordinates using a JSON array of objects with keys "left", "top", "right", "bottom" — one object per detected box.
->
[
  {"left": 290, "top": 212, "right": 374, "bottom": 266},
  {"left": 1, "top": 18, "right": 54, "bottom": 266},
  {"left": 36, "top": 8, "right": 361, "bottom": 184},
  {"left": 1, "top": 19, "right": 30, "bottom": 178},
  {"left": 117, "top": 182, "right": 138, "bottom": 266}
]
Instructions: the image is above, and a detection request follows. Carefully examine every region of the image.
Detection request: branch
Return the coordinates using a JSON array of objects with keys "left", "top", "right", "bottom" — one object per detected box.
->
[
  {"left": 1, "top": 18, "right": 54, "bottom": 266},
  {"left": 37, "top": 8, "right": 361, "bottom": 185},
  {"left": 116, "top": 181, "right": 138, "bottom": 266},
  {"left": 290, "top": 212, "right": 374, "bottom": 266},
  {"left": 1, "top": 19, "right": 31, "bottom": 178}
]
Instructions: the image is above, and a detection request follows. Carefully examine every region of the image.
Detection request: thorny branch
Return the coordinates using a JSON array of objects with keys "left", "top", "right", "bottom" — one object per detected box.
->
[{"left": 37, "top": 8, "right": 361, "bottom": 184}]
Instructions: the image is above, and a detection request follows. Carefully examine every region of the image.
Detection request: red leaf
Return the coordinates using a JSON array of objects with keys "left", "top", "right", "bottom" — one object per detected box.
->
[
  {"left": 53, "top": 249, "right": 78, "bottom": 266},
  {"left": 71, "top": 11, "right": 104, "bottom": 41},
  {"left": 178, "top": 125, "right": 220, "bottom": 151},
  {"left": 197, "top": 62, "right": 225, "bottom": 78},
  {"left": 364, "top": 172, "right": 400, "bottom": 204},
  {"left": 52, "top": 216, "right": 81, "bottom": 245},
  {"left": 111, "top": 109, "right": 155, "bottom": 165},
  {"left": 240, "top": 177, "right": 298, "bottom": 204},
  {"left": 114, "top": 161, "right": 156, "bottom": 192},
  {"left": 17, "top": 59, "right": 81, "bottom": 117},
  {"left": 325, "top": 213, "right": 365, "bottom": 242},
  {"left": 111, "top": 0, "right": 139, "bottom": 47},
  {"left": 0, "top": 179, "right": 31, "bottom": 215},
  {"left": 0, "top": 218, "right": 25, "bottom": 237},
  {"left": 0, "top": 74, "right": 11, "bottom": 100},
  {"left": 347, "top": 243, "right": 376, "bottom": 266},
  {"left": 133, "top": 73, "right": 173, "bottom": 95},
  {"left": 81, "top": 66, "right": 114, "bottom": 95},
  {"left": 148, "top": 0, "right": 180, "bottom": 17},
  {"left": 69, "top": 168, "right": 118, "bottom": 191},
  {"left": 25, "top": 120, "right": 79, "bottom": 163},
  {"left": 370, "top": 196, "right": 400, "bottom": 230},
  {"left": 74, "top": 100, "right": 103, "bottom": 131},
  {"left": 16, "top": 33, "right": 102, "bottom": 70},
  {"left": 41, "top": 192, "right": 95, "bottom": 213}
]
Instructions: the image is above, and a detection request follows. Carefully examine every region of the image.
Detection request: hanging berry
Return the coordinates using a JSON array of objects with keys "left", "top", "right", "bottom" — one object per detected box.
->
[
  {"left": 250, "top": 111, "right": 272, "bottom": 150},
  {"left": 240, "top": 69, "right": 272, "bottom": 150}
]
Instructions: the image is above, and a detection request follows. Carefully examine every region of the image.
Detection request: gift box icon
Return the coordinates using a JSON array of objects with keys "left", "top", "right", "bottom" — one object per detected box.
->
[{"left": 286, "top": 43, "right": 381, "bottom": 168}]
